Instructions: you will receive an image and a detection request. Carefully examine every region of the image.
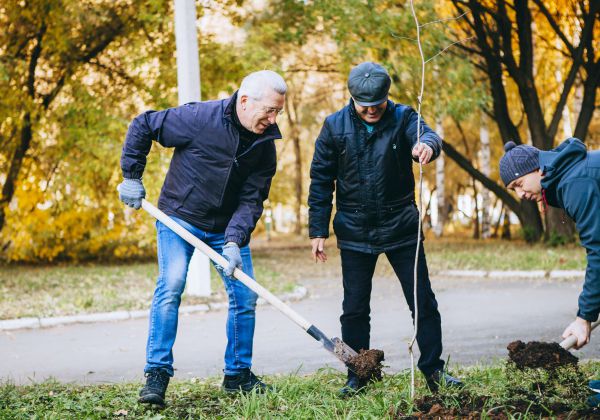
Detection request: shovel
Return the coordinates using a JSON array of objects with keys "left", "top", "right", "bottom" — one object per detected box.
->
[
  {"left": 141, "top": 199, "right": 358, "bottom": 366},
  {"left": 560, "top": 319, "right": 600, "bottom": 350}
]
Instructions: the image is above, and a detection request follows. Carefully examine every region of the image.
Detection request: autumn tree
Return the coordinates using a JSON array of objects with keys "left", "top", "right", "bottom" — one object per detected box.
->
[
  {"left": 450, "top": 0, "right": 600, "bottom": 241},
  {"left": 0, "top": 0, "right": 256, "bottom": 261}
]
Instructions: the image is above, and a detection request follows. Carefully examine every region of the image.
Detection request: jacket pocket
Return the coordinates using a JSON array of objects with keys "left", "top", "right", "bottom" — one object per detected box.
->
[
  {"left": 333, "top": 205, "right": 365, "bottom": 241},
  {"left": 181, "top": 186, "right": 210, "bottom": 217},
  {"left": 378, "top": 203, "right": 419, "bottom": 242}
]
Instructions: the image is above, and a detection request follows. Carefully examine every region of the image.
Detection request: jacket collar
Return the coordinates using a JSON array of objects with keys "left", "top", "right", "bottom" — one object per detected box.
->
[
  {"left": 224, "top": 91, "right": 282, "bottom": 141},
  {"left": 540, "top": 137, "right": 587, "bottom": 206}
]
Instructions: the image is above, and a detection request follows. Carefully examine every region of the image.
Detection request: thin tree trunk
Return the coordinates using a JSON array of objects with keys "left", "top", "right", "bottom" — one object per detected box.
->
[
  {"left": 433, "top": 116, "right": 445, "bottom": 238},
  {"left": 479, "top": 111, "right": 491, "bottom": 239},
  {"left": 502, "top": 205, "right": 511, "bottom": 240},
  {"left": 493, "top": 205, "right": 503, "bottom": 238},
  {"left": 292, "top": 133, "right": 302, "bottom": 235},
  {"left": 285, "top": 97, "right": 303, "bottom": 236},
  {"left": 0, "top": 113, "right": 32, "bottom": 232},
  {"left": 573, "top": 59, "right": 600, "bottom": 141},
  {"left": 472, "top": 178, "right": 480, "bottom": 239},
  {"left": 555, "top": 37, "right": 573, "bottom": 139},
  {"left": 572, "top": 74, "right": 583, "bottom": 128}
]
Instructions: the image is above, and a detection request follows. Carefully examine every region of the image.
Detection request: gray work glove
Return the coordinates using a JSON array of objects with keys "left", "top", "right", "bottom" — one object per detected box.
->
[
  {"left": 222, "top": 242, "right": 242, "bottom": 277},
  {"left": 117, "top": 178, "right": 146, "bottom": 210}
]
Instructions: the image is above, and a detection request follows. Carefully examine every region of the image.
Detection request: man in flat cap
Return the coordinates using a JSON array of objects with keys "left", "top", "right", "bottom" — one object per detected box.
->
[
  {"left": 308, "top": 62, "right": 461, "bottom": 396},
  {"left": 499, "top": 138, "right": 600, "bottom": 407}
]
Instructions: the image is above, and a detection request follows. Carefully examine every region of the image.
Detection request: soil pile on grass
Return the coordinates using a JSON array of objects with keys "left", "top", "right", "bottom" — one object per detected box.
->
[
  {"left": 346, "top": 349, "right": 385, "bottom": 381},
  {"left": 397, "top": 390, "right": 598, "bottom": 419},
  {"left": 404, "top": 393, "right": 484, "bottom": 419},
  {"left": 507, "top": 340, "right": 578, "bottom": 370}
]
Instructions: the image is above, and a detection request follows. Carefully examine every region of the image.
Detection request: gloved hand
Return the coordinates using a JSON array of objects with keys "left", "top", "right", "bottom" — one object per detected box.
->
[
  {"left": 117, "top": 178, "right": 146, "bottom": 210},
  {"left": 222, "top": 242, "right": 242, "bottom": 277}
]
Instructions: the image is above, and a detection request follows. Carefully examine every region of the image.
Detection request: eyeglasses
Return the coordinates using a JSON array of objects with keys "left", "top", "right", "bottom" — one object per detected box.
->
[{"left": 250, "top": 98, "right": 284, "bottom": 116}]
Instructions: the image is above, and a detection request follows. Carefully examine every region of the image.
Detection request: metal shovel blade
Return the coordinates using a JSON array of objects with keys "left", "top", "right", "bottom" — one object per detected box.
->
[
  {"left": 307, "top": 325, "right": 358, "bottom": 365},
  {"left": 332, "top": 337, "right": 359, "bottom": 363}
]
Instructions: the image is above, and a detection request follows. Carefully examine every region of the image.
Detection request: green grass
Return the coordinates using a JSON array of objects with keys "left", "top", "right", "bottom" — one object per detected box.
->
[
  {"left": 424, "top": 238, "right": 587, "bottom": 271},
  {"left": 0, "top": 237, "right": 587, "bottom": 320},
  {"left": 1, "top": 362, "right": 599, "bottom": 419},
  {"left": 251, "top": 236, "right": 587, "bottom": 281},
  {"left": 0, "top": 257, "right": 294, "bottom": 320}
]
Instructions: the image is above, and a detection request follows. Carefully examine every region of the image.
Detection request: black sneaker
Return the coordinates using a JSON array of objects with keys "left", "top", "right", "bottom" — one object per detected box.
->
[
  {"left": 338, "top": 375, "right": 367, "bottom": 398},
  {"left": 426, "top": 369, "right": 463, "bottom": 393},
  {"left": 222, "top": 369, "right": 269, "bottom": 393},
  {"left": 139, "top": 368, "right": 171, "bottom": 406}
]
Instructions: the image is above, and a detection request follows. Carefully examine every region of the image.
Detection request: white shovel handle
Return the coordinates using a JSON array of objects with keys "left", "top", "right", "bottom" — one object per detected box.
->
[
  {"left": 560, "top": 319, "right": 600, "bottom": 350},
  {"left": 141, "top": 199, "right": 312, "bottom": 331}
]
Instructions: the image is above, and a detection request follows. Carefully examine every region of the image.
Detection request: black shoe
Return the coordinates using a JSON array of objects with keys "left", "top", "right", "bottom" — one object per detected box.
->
[
  {"left": 426, "top": 369, "right": 463, "bottom": 393},
  {"left": 139, "top": 368, "right": 170, "bottom": 406},
  {"left": 339, "top": 375, "right": 367, "bottom": 398},
  {"left": 222, "top": 369, "right": 269, "bottom": 393}
]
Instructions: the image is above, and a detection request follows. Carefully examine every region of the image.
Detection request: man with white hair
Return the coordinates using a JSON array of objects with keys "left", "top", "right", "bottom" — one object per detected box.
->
[{"left": 118, "top": 70, "right": 287, "bottom": 406}]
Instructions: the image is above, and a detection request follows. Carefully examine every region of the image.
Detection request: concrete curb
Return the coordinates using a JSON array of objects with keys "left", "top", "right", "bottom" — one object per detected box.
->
[
  {"left": 435, "top": 269, "right": 585, "bottom": 279},
  {"left": 0, "top": 286, "right": 308, "bottom": 332}
]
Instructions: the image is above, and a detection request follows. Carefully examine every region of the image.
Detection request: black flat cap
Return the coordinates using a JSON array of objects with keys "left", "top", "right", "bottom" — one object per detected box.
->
[{"left": 347, "top": 62, "right": 391, "bottom": 106}]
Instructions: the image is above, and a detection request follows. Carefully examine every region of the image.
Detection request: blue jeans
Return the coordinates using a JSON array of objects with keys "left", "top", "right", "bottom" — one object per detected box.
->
[{"left": 144, "top": 217, "right": 258, "bottom": 376}]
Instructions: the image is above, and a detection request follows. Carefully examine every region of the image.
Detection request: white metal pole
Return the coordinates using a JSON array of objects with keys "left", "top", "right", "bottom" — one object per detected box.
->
[
  {"left": 175, "top": 0, "right": 201, "bottom": 103},
  {"left": 174, "top": 0, "right": 210, "bottom": 296}
]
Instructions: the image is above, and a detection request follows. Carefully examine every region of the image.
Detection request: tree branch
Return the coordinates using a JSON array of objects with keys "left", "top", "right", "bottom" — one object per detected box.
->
[
  {"left": 442, "top": 141, "right": 521, "bottom": 217},
  {"left": 530, "top": 0, "right": 574, "bottom": 54},
  {"left": 547, "top": 0, "right": 599, "bottom": 141}
]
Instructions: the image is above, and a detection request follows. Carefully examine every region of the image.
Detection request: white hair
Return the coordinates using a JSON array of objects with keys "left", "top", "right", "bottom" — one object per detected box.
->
[{"left": 238, "top": 70, "right": 287, "bottom": 100}]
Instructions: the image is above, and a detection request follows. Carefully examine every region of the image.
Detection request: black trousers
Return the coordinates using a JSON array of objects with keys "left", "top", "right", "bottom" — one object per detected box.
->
[{"left": 340, "top": 244, "right": 444, "bottom": 377}]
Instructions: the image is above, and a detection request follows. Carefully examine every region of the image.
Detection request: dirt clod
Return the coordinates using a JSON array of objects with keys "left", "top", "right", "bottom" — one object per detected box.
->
[
  {"left": 507, "top": 340, "right": 578, "bottom": 370},
  {"left": 346, "top": 349, "right": 385, "bottom": 381}
]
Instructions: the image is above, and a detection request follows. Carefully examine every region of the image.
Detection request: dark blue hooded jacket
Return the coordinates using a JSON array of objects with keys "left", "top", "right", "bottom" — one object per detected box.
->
[
  {"left": 540, "top": 138, "right": 600, "bottom": 321},
  {"left": 120, "top": 92, "right": 280, "bottom": 247}
]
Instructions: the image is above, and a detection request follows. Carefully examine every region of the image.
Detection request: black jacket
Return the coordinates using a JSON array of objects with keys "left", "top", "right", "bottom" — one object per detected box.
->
[
  {"left": 120, "top": 92, "right": 280, "bottom": 246},
  {"left": 540, "top": 138, "right": 600, "bottom": 321},
  {"left": 308, "top": 99, "right": 442, "bottom": 253}
]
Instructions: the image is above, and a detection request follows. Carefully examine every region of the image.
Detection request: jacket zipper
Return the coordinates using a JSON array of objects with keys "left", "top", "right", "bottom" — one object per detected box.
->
[
  {"left": 234, "top": 136, "right": 275, "bottom": 165},
  {"left": 226, "top": 131, "right": 277, "bottom": 208}
]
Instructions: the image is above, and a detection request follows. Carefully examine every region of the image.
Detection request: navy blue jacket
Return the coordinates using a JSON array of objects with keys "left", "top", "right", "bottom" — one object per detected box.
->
[
  {"left": 308, "top": 100, "right": 442, "bottom": 253},
  {"left": 540, "top": 138, "right": 600, "bottom": 321},
  {"left": 120, "top": 92, "right": 280, "bottom": 246}
]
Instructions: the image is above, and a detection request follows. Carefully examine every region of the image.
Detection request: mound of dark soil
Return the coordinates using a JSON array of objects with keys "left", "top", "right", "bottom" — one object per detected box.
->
[
  {"left": 395, "top": 392, "right": 598, "bottom": 419},
  {"left": 507, "top": 340, "right": 578, "bottom": 370},
  {"left": 406, "top": 394, "right": 484, "bottom": 419},
  {"left": 346, "top": 349, "right": 385, "bottom": 381}
]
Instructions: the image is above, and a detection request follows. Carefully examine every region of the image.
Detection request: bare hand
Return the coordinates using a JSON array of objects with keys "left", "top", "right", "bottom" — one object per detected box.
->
[
  {"left": 412, "top": 143, "right": 434, "bottom": 164},
  {"left": 562, "top": 317, "right": 591, "bottom": 349},
  {"left": 311, "top": 237, "right": 327, "bottom": 263}
]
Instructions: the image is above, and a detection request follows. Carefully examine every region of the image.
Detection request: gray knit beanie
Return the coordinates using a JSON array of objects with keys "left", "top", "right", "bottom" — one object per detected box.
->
[{"left": 499, "top": 141, "right": 540, "bottom": 186}]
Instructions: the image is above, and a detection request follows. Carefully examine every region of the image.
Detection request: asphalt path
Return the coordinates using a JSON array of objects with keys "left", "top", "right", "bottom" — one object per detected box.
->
[{"left": 1, "top": 275, "right": 597, "bottom": 385}]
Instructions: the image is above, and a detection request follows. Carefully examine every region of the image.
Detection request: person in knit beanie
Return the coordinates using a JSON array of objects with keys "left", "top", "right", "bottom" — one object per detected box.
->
[
  {"left": 499, "top": 137, "right": 600, "bottom": 407},
  {"left": 499, "top": 141, "right": 543, "bottom": 200}
]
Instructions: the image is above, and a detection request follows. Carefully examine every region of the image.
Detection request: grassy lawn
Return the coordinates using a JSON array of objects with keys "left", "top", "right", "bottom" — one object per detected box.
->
[
  {"left": 0, "top": 237, "right": 586, "bottom": 320},
  {"left": 251, "top": 235, "right": 587, "bottom": 282},
  {"left": 424, "top": 237, "right": 587, "bottom": 271},
  {"left": 2, "top": 362, "right": 599, "bottom": 419},
  {"left": 0, "top": 258, "right": 291, "bottom": 320}
]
